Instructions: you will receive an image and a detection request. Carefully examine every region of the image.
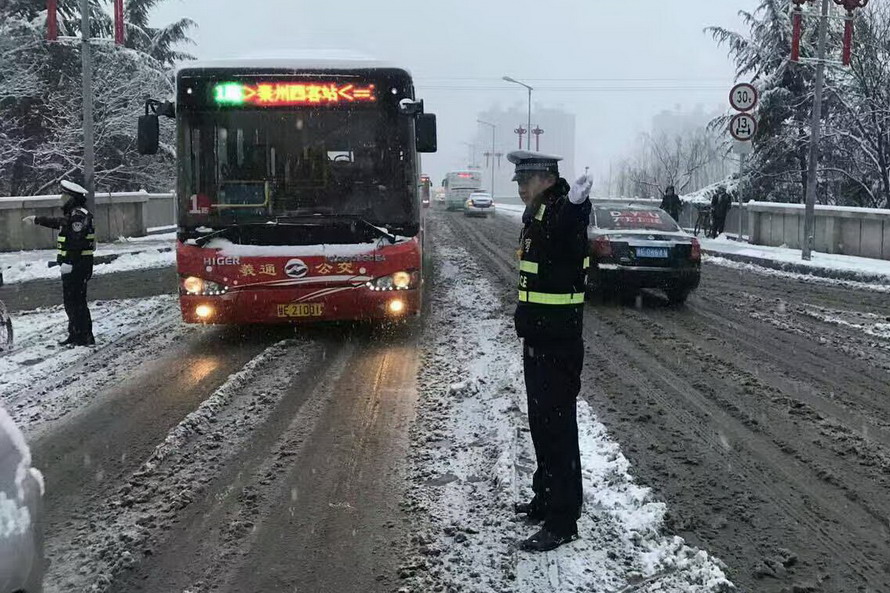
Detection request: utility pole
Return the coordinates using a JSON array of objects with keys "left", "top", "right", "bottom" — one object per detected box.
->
[
  {"left": 80, "top": 0, "right": 96, "bottom": 213},
  {"left": 802, "top": 0, "right": 831, "bottom": 261},
  {"left": 478, "top": 120, "right": 497, "bottom": 198}
]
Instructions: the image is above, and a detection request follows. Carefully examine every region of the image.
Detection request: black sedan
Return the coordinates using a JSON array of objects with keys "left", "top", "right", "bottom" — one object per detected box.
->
[{"left": 587, "top": 204, "right": 701, "bottom": 304}]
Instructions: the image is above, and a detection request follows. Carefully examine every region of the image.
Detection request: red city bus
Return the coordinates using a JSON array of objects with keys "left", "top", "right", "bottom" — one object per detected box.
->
[{"left": 138, "top": 58, "right": 437, "bottom": 324}]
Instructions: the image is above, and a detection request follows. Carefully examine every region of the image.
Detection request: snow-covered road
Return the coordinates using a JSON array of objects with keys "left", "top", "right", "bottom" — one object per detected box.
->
[
  {"left": 5, "top": 208, "right": 888, "bottom": 593},
  {"left": 445, "top": 209, "right": 890, "bottom": 593}
]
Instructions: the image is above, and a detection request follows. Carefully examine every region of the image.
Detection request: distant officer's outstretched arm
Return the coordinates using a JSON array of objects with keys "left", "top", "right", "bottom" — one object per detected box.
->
[{"left": 33, "top": 216, "right": 64, "bottom": 229}]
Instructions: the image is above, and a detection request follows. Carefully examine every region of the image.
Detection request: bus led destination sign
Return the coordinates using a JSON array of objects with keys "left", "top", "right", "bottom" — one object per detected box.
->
[{"left": 213, "top": 82, "right": 377, "bottom": 107}]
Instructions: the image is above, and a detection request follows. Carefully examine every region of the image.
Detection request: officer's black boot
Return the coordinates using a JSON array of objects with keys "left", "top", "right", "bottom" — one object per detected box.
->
[
  {"left": 520, "top": 525, "right": 578, "bottom": 552},
  {"left": 59, "top": 335, "right": 76, "bottom": 346}
]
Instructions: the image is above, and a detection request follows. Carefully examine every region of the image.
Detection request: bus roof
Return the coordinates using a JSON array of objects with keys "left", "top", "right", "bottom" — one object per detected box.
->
[{"left": 178, "top": 56, "right": 410, "bottom": 76}]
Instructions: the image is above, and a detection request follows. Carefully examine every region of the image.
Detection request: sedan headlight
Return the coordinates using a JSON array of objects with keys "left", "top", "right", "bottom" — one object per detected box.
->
[
  {"left": 366, "top": 271, "right": 420, "bottom": 292},
  {"left": 180, "top": 276, "right": 228, "bottom": 296}
]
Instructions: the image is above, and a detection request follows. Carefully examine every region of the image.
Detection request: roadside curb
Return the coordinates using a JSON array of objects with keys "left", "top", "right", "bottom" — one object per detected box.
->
[{"left": 703, "top": 249, "right": 890, "bottom": 285}]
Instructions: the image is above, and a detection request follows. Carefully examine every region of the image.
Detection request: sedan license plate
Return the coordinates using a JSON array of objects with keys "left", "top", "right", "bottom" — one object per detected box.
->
[
  {"left": 636, "top": 247, "right": 669, "bottom": 259},
  {"left": 277, "top": 303, "right": 325, "bottom": 318}
]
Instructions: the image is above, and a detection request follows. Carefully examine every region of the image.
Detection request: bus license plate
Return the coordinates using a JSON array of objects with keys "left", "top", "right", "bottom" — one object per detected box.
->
[
  {"left": 636, "top": 247, "right": 669, "bottom": 258},
  {"left": 277, "top": 303, "right": 325, "bottom": 318}
]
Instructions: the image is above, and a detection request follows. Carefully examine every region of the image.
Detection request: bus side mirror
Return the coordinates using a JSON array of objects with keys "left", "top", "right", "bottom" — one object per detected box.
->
[
  {"left": 138, "top": 114, "right": 159, "bottom": 155},
  {"left": 416, "top": 114, "right": 437, "bottom": 153}
]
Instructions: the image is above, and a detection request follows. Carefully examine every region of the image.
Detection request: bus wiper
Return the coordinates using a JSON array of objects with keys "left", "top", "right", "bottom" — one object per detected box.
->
[{"left": 193, "top": 223, "right": 254, "bottom": 247}]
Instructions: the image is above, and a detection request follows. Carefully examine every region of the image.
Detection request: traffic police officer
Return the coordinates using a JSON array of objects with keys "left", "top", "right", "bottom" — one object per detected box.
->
[
  {"left": 509, "top": 150, "right": 592, "bottom": 552},
  {"left": 22, "top": 180, "right": 96, "bottom": 346}
]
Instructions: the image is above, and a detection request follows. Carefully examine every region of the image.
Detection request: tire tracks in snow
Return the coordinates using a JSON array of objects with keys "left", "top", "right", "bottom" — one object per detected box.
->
[{"left": 445, "top": 209, "right": 890, "bottom": 593}]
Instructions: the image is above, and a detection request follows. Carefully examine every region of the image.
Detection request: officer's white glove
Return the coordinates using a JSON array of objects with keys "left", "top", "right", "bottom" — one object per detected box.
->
[
  {"left": 568, "top": 174, "right": 593, "bottom": 205},
  {"left": 22, "top": 215, "right": 36, "bottom": 225},
  {"left": 59, "top": 263, "right": 73, "bottom": 275}
]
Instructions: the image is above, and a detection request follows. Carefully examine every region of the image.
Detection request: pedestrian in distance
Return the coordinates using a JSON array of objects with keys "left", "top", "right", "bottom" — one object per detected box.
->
[
  {"left": 660, "top": 185, "right": 682, "bottom": 223},
  {"left": 510, "top": 150, "right": 592, "bottom": 552},
  {"left": 710, "top": 186, "right": 732, "bottom": 239},
  {"left": 22, "top": 180, "right": 96, "bottom": 346}
]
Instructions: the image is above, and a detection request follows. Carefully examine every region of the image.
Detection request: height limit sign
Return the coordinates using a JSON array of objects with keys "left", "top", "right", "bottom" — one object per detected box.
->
[{"left": 729, "top": 83, "right": 758, "bottom": 153}]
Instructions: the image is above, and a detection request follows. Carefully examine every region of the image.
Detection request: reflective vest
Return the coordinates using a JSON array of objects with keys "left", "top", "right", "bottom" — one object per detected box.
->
[
  {"left": 57, "top": 206, "right": 96, "bottom": 265},
  {"left": 515, "top": 182, "right": 591, "bottom": 341}
]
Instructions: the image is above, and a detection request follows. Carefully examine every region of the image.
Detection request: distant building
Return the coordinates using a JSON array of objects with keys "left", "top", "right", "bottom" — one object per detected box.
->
[{"left": 474, "top": 104, "right": 577, "bottom": 199}]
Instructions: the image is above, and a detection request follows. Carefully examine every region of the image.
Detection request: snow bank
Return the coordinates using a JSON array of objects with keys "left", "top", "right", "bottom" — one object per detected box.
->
[
  {"left": 702, "top": 237, "right": 890, "bottom": 286},
  {"left": 0, "top": 232, "right": 176, "bottom": 285},
  {"left": 706, "top": 256, "right": 890, "bottom": 294},
  {"left": 400, "top": 221, "right": 733, "bottom": 592}
]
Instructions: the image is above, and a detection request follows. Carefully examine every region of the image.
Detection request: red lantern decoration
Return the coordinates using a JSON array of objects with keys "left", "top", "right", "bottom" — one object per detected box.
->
[
  {"left": 46, "top": 0, "right": 58, "bottom": 41},
  {"left": 834, "top": 0, "right": 870, "bottom": 66},
  {"left": 114, "top": 0, "right": 125, "bottom": 45},
  {"left": 791, "top": 0, "right": 810, "bottom": 63}
]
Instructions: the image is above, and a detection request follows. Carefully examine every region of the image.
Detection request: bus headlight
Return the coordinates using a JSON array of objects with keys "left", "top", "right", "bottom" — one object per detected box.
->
[
  {"left": 181, "top": 276, "right": 228, "bottom": 296},
  {"left": 366, "top": 271, "right": 420, "bottom": 292},
  {"left": 392, "top": 271, "right": 412, "bottom": 289}
]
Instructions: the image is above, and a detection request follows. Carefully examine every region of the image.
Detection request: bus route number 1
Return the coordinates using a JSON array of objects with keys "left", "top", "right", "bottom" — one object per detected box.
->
[{"left": 189, "top": 194, "right": 212, "bottom": 215}]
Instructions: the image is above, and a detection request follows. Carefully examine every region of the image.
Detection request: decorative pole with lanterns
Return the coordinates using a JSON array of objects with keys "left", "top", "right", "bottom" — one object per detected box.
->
[{"left": 791, "top": 0, "right": 870, "bottom": 260}]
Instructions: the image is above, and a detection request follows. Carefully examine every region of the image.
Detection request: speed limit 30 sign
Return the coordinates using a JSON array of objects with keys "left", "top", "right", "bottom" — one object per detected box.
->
[{"left": 730, "top": 83, "right": 758, "bottom": 112}]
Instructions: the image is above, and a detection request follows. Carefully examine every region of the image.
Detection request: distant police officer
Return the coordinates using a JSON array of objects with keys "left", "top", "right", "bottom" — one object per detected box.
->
[
  {"left": 22, "top": 180, "right": 96, "bottom": 346},
  {"left": 509, "top": 150, "right": 592, "bottom": 552}
]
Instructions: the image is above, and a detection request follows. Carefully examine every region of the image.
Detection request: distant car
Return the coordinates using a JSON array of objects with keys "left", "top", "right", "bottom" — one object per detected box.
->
[
  {"left": 433, "top": 188, "right": 446, "bottom": 209},
  {"left": 588, "top": 204, "right": 701, "bottom": 304},
  {"left": 0, "top": 407, "right": 44, "bottom": 593},
  {"left": 464, "top": 192, "right": 495, "bottom": 218}
]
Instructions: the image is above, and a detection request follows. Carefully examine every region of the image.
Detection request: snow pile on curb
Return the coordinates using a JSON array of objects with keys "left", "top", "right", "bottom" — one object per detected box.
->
[
  {"left": 43, "top": 339, "right": 317, "bottom": 593},
  {"left": 0, "top": 242, "right": 174, "bottom": 285},
  {"left": 702, "top": 237, "right": 890, "bottom": 286},
  {"left": 706, "top": 256, "right": 890, "bottom": 294},
  {"left": 399, "top": 221, "right": 733, "bottom": 592}
]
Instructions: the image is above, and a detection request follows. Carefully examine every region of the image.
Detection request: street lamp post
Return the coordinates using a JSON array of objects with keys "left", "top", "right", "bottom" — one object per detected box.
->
[
  {"left": 477, "top": 120, "right": 496, "bottom": 198},
  {"left": 503, "top": 76, "right": 533, "bottom": 151}
]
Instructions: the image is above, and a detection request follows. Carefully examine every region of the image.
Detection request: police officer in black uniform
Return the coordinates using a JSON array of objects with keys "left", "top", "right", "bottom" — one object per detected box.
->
[
  {"left": 22, "top": 180, "right": 96, "bottom": 346},
  {"left": 509, "top": 150, "right": 592, "bottom": 552}
]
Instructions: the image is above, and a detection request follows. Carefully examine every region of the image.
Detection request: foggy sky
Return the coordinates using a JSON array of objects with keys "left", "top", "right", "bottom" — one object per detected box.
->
[{"left": 151, "top": 0, "right": 758, "bottom": 185}]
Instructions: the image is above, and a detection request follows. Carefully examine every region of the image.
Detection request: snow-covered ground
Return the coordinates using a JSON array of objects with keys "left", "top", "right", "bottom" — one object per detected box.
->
[
  {"left": 0, "top": 295, "right": 183, "bottom": 436},
  {"left": 401, "top": 222, "right": 733, "bottom": 592},
  {"left": 0, "top": 233, "right": 175, "bottom": 285}
]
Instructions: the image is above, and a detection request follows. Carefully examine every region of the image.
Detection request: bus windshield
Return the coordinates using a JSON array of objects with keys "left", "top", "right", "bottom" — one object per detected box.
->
[{"left": 180, "top": 108, "right": 417, "bottom": 231}]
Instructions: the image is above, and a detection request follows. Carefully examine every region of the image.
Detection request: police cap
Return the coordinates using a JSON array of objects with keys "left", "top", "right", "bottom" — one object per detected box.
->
[
  {"left": 507, "top": 150, "right": 563, "bottom": 182},
  {"left": 60, "top": 179, "right": 88, "bottom": 198}
]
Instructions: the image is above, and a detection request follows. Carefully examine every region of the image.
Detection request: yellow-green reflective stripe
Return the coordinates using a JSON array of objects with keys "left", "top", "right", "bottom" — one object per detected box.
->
[
  {"left": 58, "top": 250, "right": 67, "bottom": 256},
  {"left": 86, "top": 234, "right": 96, "bottom": 239},
  {"left": 535, "top": 204, "right": 546, "bottom": 221},
  {"left": 57, "top": 236, "right": 66, "bottom": 242},
  {"left": 82, "top": 250, "right": 94, "bottom": 255},
  {"left": 519, "top": 261, "right": 539, "bottom": 274},
  {"left": 518, "top": 291, "right": 585, "bottom": 305},
  {"left": 583, "top": 257, "right": 590, "bottom": 268}
]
